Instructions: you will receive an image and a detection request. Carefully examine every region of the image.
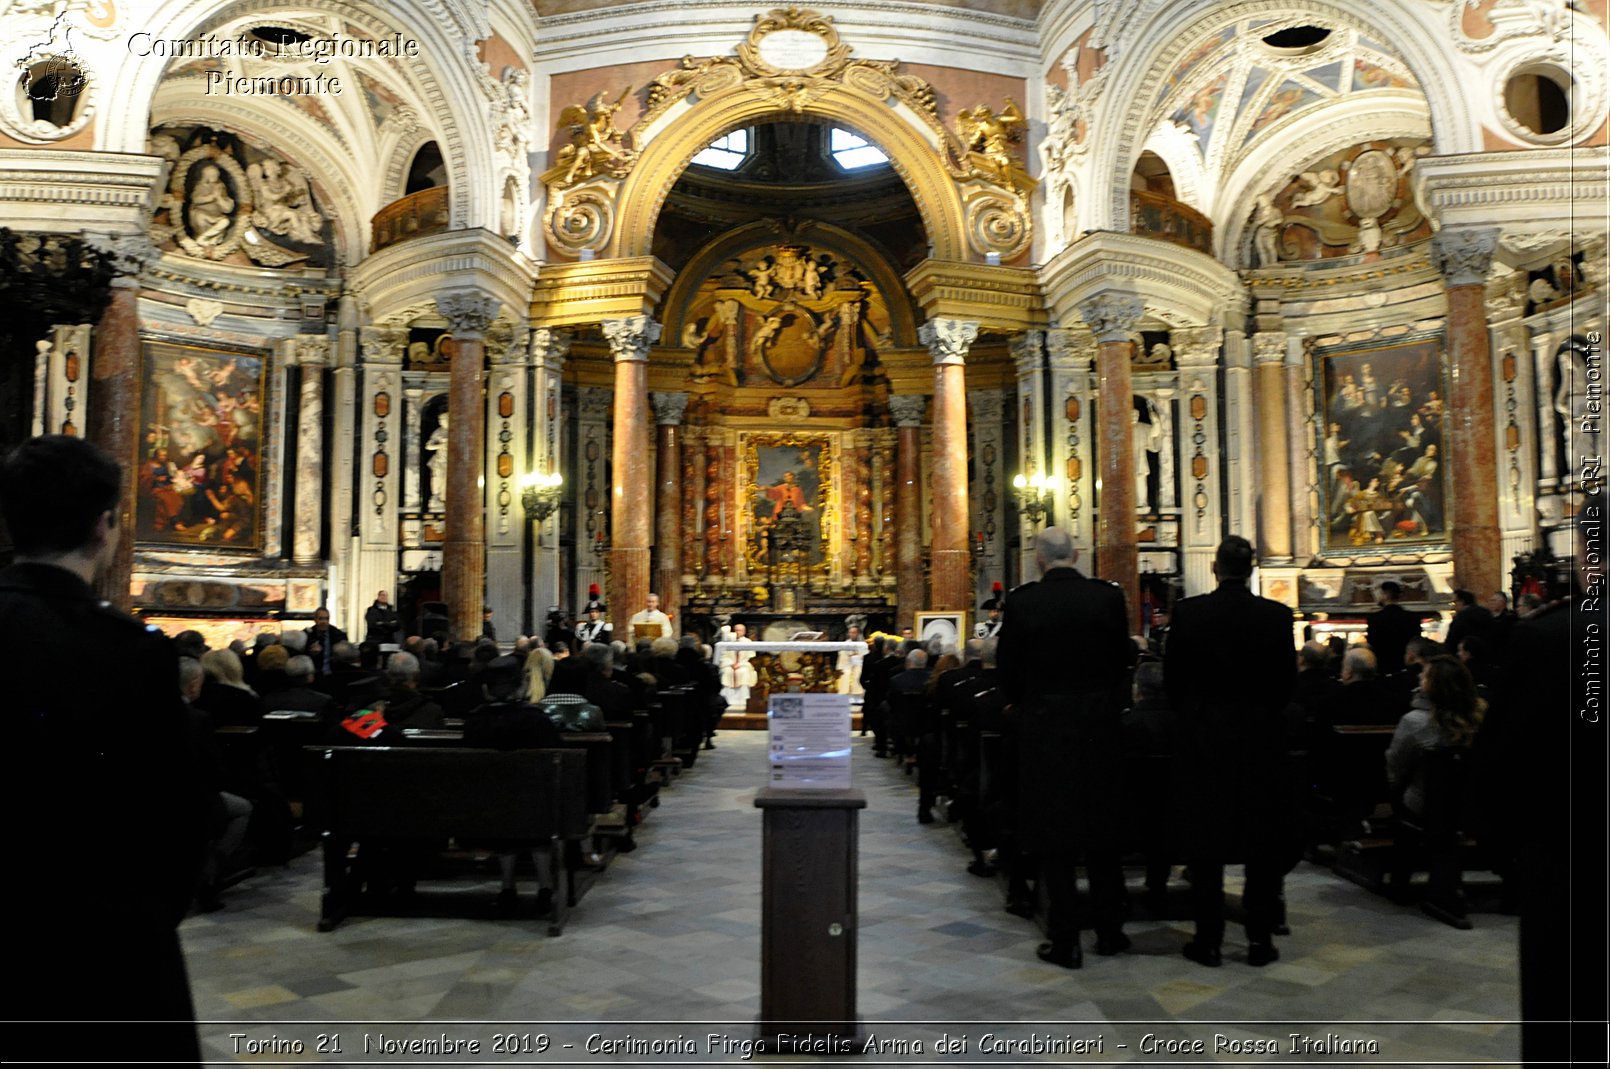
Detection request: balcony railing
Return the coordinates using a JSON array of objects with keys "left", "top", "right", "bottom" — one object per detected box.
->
[
  {"left": 1130, "top": 189, "right": 1213, "bottom": 256},
  {"left": 370, "top": 186, "right": 449, "bottom": 253}
]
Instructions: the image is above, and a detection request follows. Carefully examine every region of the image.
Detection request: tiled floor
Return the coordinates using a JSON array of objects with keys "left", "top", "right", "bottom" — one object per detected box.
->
[{"left": 184, "top": 732, "right": 1520, "bottom": 1065}]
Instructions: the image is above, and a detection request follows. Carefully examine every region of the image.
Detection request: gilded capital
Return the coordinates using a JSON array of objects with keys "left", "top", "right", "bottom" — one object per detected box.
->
[
  {"left": 888, "top": 394, "right": 927, "bottom": 427},
  {"left": 1430, "top": 227, "right": 1500, "bottom": 287},
  {"left": 1076, "top": 294, "right": 1144, "bottom": 342},
  {"left": 918, "top": 318, "right": 979, "bottom": 365},
  {"left": 650, "top": 390, "right": 690, "bottom": 425},
  {"left": 601, "top": 315, "right": 661, "bottom": 363},
  {"left": 436, "top": 291, "right": 501, "bottom": 339}
]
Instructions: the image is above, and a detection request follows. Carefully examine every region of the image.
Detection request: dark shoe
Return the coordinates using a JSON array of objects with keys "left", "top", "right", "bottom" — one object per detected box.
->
[
  {"left": 1421, "top": 899, "right": 1473, "bottom": 930},
  {"left": 917, "top": 805, "right": 935, "bottom": 825},
  {"left": 1095, "top": 931, "right": 1131, "bottom": 956},
  {"left": 1182, "top": 941, "right": 1222, "bottom": 967},
  {"left": 967, "top": 859, "right": 997, "bottom": 878},
  {"left": 1246, "top": 942, "right": 1280, "bottom": 967},
  {"left": 1004, "top": 898, "right": 1036, "bottom": 919},
  {"left": 1273, "top": 923, "right": 1292, "bottom": 936},
  {"left": 1036, "top": 942, "right": 1082, "bottom": 969},
  {"left": 534, "top": 887, "right": 555, "bottom": 915},
  {"left": 703, "top": 741, "right": 715, "bottom": 750}
]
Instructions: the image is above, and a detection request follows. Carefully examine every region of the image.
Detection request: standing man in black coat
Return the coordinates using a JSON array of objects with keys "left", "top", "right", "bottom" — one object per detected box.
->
[
  {"left": 364, "top": 589, "right": 400, "bottom": 646},
  {"left": 1365, "top": 580, "right": 1420, "bottom": 675},
  {"left": 1164, "top": 535, "right": 1298, "bottom": 968},
  {"left": 1, "top": 436, "right": 208, "bottom": 1063},
  {"left": 995, "top": 526, "right": 1134, "bottom": 969}
]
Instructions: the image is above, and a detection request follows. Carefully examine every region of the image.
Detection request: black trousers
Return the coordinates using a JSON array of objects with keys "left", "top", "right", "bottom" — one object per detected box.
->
[
  {"left": 1043, "top": 845, "right": 1125, "bottom": 945},
  {"left": 1189, "top": 855, "right": 1283, "bottom": 947}
]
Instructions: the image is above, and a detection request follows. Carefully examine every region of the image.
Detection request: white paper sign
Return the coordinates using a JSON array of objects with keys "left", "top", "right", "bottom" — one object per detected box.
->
[{"left": 767, "top": 691, "right": 852, "bottom": 789}]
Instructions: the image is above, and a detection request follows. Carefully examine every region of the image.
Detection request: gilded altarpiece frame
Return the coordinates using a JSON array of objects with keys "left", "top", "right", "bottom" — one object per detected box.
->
[{"left": 737, "top": 431, "right": 843, "bottom": 589}]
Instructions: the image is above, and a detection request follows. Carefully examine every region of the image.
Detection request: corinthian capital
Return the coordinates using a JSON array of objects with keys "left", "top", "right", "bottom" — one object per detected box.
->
[
  {"left": 436, "top": 290, "right": 501, "bottom": 338},
  {"left": 1430, "top": 227, "right": 1500, "bottom": 286},
  {"left": 1008, "top": 330, "right": 1044, "bottom": 367},
  {"left": 531, "top": 327, "right": 573, "bottom": 367},
  {"left": 291, "top": 336, "right": 331, "bottom": 368},
  {"left": 1171, "top": 327, "right": 1222, "bottom": 368},
  {"left": 650, "top": 390, "right": 689, "bottom": 425},
  {"left": 888, "top": 395, "right": 927, "bottom": 427},
  {"left": 1076, "top": 293, "right": 1145, "bottom": 342},
  {"left": 359, "top": 324, "right": 407, "bottom": 364},
  {"left": 918, "top": 318, "right": 979, "bottom": 365},
  {"left": 601, "top": 316, "right": 661, "bottom": 363},
  {"left": 1251, "top": 331, "right": 1287, "bottom": 366},
  {"left": 1045, "top": 327, "right": 1097, "bottom": 369}
]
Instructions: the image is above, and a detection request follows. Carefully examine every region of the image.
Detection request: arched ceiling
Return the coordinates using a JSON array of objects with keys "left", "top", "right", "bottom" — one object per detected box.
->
[{"left": 531, "top": 0, "right": 1045, "bottom": 17}]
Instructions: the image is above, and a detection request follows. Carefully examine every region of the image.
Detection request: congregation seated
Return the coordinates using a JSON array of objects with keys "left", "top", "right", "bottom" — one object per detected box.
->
[
  {"left": 524, "top": 646, "right": 555, "bottom": 704},
  {"left": 382, "top": 652, "right": 444, "bottom": 730},
  {"left": 1386, "top": 655, "right": 1485, "bottom": 819},
  {"left": 198, "top": 648, "right": 266, "bottom": 728},
  {"left": 271, "top": 655, "right": 334, "bottom": 718},
  {"left": 578, "top": 643, "right": 634, "bottom": 719},
  {"left": 646, "top": 637, "right": 688, "bottom": 688},
  {"left": 1292, "top": 642, "right": 1337, "bottom": 722},
  {"left": 314, "top": 641, "right": 369, "bottom": 705},
  {"left": 179, "top": 656, "right": 253, "bottom": 913},
  {"left": 1120, "top": 661, "right": 1172, "bottom": 756},
  {"left": 253, "top": 643, "right": 290, "bottom": 697},
  {"left": 1316, "top": 647, "right": 1397, "bottom": 727},
  {"left": 548, "top": 640, "right": 590, "bottom": 697},
  {"left": 462, "top": 656, "right": 565, "bottom": 752}
]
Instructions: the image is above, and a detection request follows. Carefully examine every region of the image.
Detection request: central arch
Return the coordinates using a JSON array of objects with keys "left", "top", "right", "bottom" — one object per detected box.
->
[{"left": 608, "top": 81, "right": 973, "bottom": 264}]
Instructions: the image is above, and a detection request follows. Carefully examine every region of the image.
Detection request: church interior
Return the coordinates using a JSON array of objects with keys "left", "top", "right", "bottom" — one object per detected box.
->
[{"left": 1, "top": 0, "right": 1605, "bottom": 1060}]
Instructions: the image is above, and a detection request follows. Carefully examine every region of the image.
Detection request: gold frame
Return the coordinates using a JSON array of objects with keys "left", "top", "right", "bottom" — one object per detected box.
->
[{"left": 740, "top": 431, "right": 836, "bottom": 582}]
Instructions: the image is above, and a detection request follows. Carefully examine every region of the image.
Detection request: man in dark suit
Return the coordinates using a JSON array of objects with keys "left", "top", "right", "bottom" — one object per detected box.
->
[
  {"left": 270, "top": 654, "right": 335, "bottom": 719},
  {"left": 305, "top": 605, "right": 349, "bottom": 678},
  {"left": 1, "top": 436, "right": 208, "bottom": 1062},
  {"left": 1443, "top": 588, "right": 1492, "bottom": 656},
  {"left": 995, "top": 526, "right": 1133, "bottom": 968},
  {"left": 1365, "top": 580, "right": 1420, "bottom": 675},
  {"left": 364, "top": 589, "right": 400, "bottom": 646},
  {"left": 1165, "top": 535, "right": 1297, "bottom": 968}
]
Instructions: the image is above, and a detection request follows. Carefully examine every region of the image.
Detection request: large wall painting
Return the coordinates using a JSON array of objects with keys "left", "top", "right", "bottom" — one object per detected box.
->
[
  {"left": 743, "top": 434, "right": 833, "bottom": 582},
  {"left": 1315, "top": 333, "right": 1448, "bottom": 551},
  {"left": 135, "top": 341, "right": 266, "bottom": 550}
]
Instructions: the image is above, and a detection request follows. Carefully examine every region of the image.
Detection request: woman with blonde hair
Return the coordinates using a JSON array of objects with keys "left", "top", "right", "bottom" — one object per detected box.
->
[
  {"left": 525, "top": 646, "right": 555, "bottom": 704},
  {"left": 198, "top": 647, "right": 266, "bottom": 727}
]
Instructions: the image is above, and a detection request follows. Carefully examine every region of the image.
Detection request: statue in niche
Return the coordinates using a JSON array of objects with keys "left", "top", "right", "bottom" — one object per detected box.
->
[
  {"left": 247, "top": 158, "right": 323, "bottom": 245},
  {"left": 187, "top": 163, "right": 235, "bottom": 245},
  {"left": 1251, "top": 194, "right": 1284, "bottom": 267},
  {"left": 425, "top": 412, "right": 449, "bottom": 513},
  {"left": 1132, "top": 399, "right": 1163, "bottom": 512}
]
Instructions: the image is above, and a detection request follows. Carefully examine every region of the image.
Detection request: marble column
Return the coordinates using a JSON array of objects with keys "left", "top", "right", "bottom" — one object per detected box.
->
[
  {"left": 1221, "top": 330, "right": 1258, "bottom": 542},
  {"left": 918, "top": 319, "right": 978, "bottom": 613},
  {"left": 484, "top": 321, "right": 528, "bottom": 644},
  {"left": 290, "top": 337, "right": 331, "bottom": 564},
  {"left": 651, "top": 390, "right": 689, "bottom": 625},
  {"left": 1252, "top": 331, "right": 1292, "bottom": 561},
  {"left": 1431, "top": 227, "right": 1503, "bottom": 595},
  {"left": 87, "top": 275, "right": 141, "bottom": 611},
  {"left": 603, "top": 316, "right": 660, "bottom": 634},
  {"left": 967, "top": 386, "right": 1006, "bottom": 607},
  {"left": 889, "top": 395, "right": 927, "bottom": 628},
  {"left": 1011, "top": 331, "right": 1047, "bottom": 582},
  {"left": 1046, "top": 327, "right": 1097, "bottom": 572},
  {"left": 1284, "top": 338, "right": 1314, "bottom": 561},
  {"left": 575, "top": 386, "right": 613, "bottom": 610},
  {"left": 530, "top": 328, "right": 571, "bottom": 618},
  {"left": 1174, "top": 328, "right": 1225, "bottom": 596},
  {"left": 437, "top": 291, "right": 501, "bottom": 641},
  {"left": 1078, "top": 294, "right": 1145, "bottom": 627}
]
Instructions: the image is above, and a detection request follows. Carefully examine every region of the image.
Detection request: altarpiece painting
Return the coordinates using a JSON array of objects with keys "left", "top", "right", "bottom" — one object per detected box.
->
[{"left": 743, "top": 435, "right": 833, "bottom": 584}]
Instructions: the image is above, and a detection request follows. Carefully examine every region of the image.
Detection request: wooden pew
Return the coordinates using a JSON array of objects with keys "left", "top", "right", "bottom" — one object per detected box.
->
[{"left": 304, "top": 746, "right": 590, "bottom": 935}]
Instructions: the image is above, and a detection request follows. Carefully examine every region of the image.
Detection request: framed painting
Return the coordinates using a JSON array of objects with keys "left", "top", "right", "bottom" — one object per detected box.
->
[
  {"left": 135, "top": 340, "right": 267, "bottom": 550},
  {"left": 1314, "top": 333, "right": 1449, "bottom": 551},
  {"left": 743, "top": 433, "right": 833, "bottom": 578},
  {"left": 915, "top": 611, "right": 965, "bottom": 651}
]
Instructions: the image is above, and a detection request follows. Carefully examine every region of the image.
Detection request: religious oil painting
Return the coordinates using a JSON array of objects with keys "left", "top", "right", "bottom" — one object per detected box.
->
[
  {"left": 1315, "top": 334, "right": 1448, "bottom": 552},
  {"left": 744, "top": 435, "right": 832, "bottom": 575},
  {"left": 135, "top": 341, "right": 266, "bottom": 549}
]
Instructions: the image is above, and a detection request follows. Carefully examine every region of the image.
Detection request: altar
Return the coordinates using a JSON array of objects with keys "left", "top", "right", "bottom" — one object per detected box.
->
[{"left": 714, "top": 640, "right": 866, "bottom": 721}]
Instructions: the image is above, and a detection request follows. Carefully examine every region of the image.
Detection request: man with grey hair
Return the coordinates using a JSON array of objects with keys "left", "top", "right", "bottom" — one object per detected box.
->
[
  {"left": 580, "top": 641, "right": 633, "bottom": 719},
  {"left": 1318, "top": 645, "right": 1394, "bottom": 728},
  {"left": 278, "top": 629, "right": 307, "bottom": 654},
  {"left": 996, "top": 525, "right": 1133, "bottom": 968},
  {"left": 382, "top": 651, "right": 444, "bottom": 729},
  {"left": 270, "top": 654, "right": 332, "bottom": 718}
]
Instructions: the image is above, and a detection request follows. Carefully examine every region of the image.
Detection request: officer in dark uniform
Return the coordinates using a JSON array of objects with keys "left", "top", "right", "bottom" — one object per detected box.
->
[
  {"left": 995, "top": 526, "right": 1134, "bottom": 968},
  {"left": 1, "top": 435, "right": 208, "bottom": 1063},
  {"left": 576, "top": 597, "right": 612, "bottom": 644},
  {"left": 1164, "top": 535, "right": 1298, "bottom": 968}
]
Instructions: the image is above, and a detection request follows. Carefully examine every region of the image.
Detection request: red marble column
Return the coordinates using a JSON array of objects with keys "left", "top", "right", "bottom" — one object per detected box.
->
[
  {"left": 437, "top": 292, "right": 500, "bottom": 641},
  {"left": 1253, "top": 332, "right": 1292, "bottom": 560},
  {"left": 1080, "top": 295, "right": 1144, "bottom": 629},
  {"left": 88, "top": 278, "right": 140, "bottom": 611},
  {"left": 920, "top": 319, "right": 977, "bottom": 614},
  {"left": 603, "top": 317, "right": 660, "bottom": 633},
  {"left": 1433, "top": 228, "right": 1503, "bottom": 594},
  {"left": 889, "top": 395, "right": 926, "bottom": 629},
  {"left": 650, "top": 391, "right": 688, "bottom": 625}
]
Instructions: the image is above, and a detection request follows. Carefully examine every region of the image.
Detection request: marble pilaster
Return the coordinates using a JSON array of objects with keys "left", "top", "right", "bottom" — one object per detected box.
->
[
  {"left": 651, "top": 390, "right": 689, "bottom": 623},
  {"left": 1046, "top": 327, "right": 1097, "bottom": 575},
  {"left": 1011, "top": 330, "right": 1048, "bottom": 582},
  {"left": 354, "top": 323, "right": 405, "bottom": 635},
  {"left": 1221, "top": 330, "right": 1258, "bottom": 545},
  {"left": 290, "top": 337, "right": 331, "bottom": 564},
  {"left": 1174, "top": 329, "right": 1225, "bottom": 596},
  {"left": 575, "top": 386, "right": 612, "bottom": 612},
  {"left": 1431, "top": 227, "right": 1503, "bottom": 595},
  {"left": 1252, "top": 331, "right": 1292, "bottom": 562},
  {"left": 1284, "top": 338, "right": 1315, "bottom": 561},
  {"left": 967, "top": 387, "right": 1006, "bottom": 607},
  {"left": 87, "top": 277, "right": 140, "bottom": 612},
  {"left": 530, "top": 329, "right": 571, "bottom": 617},
  {"left": 1078, "top": 294, "right": 1145, "bottom": 626},
  {"left": 889, "top": 395, "right": 927, "bottom": 628},
  {"left": 436, "top": 291, "right": 500, "bottom": 641},
  {"left": 918, "top": 319, "right": 977, "bottom": 613},
  {"left": 603, "top": 316, "right": 660, "bottom": 633},
  {"left": 485, "top": 322, "right": 528, "bottom": 642}
]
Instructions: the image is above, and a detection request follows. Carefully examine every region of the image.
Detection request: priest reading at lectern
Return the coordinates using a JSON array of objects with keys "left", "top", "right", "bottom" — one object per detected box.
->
[{"left": 629, "top": 592, "right": 674, "bottom": 642}]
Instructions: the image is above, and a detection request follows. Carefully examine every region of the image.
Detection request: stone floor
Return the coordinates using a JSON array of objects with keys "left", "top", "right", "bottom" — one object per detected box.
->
[{"left": 183, "top": 732, "right": 1521, "bottom": 1065}]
